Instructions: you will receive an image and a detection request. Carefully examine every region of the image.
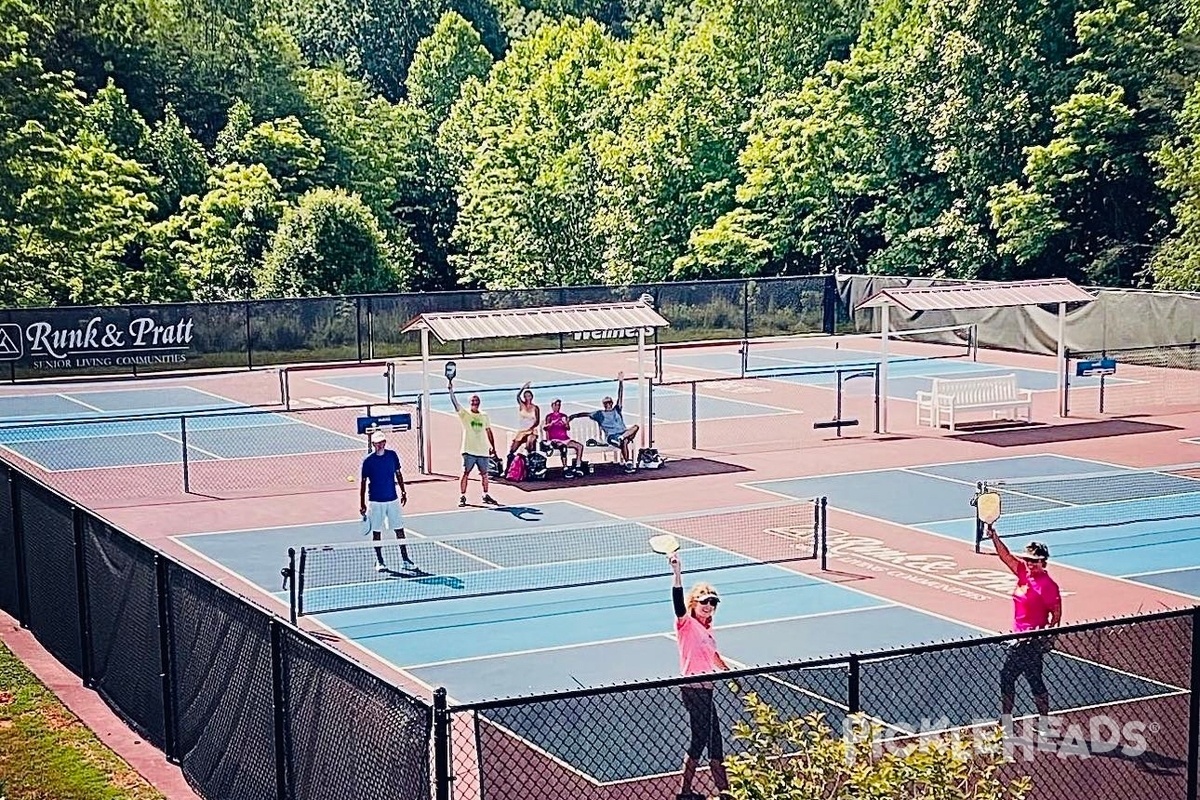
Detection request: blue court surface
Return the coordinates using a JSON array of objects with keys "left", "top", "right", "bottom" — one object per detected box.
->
[
  {"left": 663, "top": 340, "right": 1126, "bottom": 402},
  {"left": 0, "top": 386, "right": 361, "bottom": 470},
  {"left": 312, "top": 363, "right": 803, "bottom": 430},
  {"left": 174, "top": 496, "right": 1182, "bottom": 783},
  {"left": 751, "top": 453, "right": 1200, "bottom": 600}
]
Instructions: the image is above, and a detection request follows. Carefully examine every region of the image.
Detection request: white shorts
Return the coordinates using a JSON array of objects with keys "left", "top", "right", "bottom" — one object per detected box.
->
[{"left": 367, "top": 500, "right": 404, "bottom": 532}]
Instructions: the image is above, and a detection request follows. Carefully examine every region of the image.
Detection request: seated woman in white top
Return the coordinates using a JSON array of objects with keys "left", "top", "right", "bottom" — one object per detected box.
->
[{"left": 507, "top": 381, "right": 540, "bottom": 468}]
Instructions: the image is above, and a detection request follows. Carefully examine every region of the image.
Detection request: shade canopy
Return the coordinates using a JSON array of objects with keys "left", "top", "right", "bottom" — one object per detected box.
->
[
  {"left": 855, "top": 279, "right": 1095, "bottom": 312},
  {"left": 400, "top": 301, "right": 670, "bottom": 343}
]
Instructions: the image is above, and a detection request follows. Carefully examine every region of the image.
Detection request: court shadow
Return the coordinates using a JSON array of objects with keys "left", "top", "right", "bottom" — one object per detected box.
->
[
  {"left": 386, "top": 567, "right": 466, "bottom": 590},
  {"left": 950, "top": 419, "right": 1179, "bottom": 447},
  {"left": 499, "top": 457, "right": 750, "bottom": 491},
  {"left": 1072, "top": 740, "right": 1185, "bottom": 775}
]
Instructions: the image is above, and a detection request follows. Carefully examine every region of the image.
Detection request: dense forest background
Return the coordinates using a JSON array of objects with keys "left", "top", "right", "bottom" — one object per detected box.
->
[{"left": 2, "top": 0, "right": 1200, "bottom": 308}]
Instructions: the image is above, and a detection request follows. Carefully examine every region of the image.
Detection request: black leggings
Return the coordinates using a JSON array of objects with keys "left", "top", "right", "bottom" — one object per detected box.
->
[
  {"left": 1000, "top": 640, "right": 1048, "bottom": 697},
  {"left": 681, "top": 687, "right": 723, "bottom": 760}
]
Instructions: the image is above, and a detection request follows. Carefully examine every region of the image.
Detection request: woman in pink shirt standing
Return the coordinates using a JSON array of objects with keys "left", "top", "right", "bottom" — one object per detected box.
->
[
  {"left": 986, "top": 524, "right": 1062, "bottom": 722},
  {"left": 669, "top": 550, "right": 730, "bottom": 800}
]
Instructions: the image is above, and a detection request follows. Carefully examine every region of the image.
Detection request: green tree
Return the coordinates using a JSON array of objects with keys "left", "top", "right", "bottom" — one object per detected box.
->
[
  {"left": 145, "top": 163, "right": 286, "bottom": 300},
  {"left": 229, "top": 116, "right": 325, "bottom": 196},
  {"left": 258, "top": 187, "right": 410, "bottom": 296},
  {"left": 1149, "top": 83, "right": 1200, "bottom": 289},
  {"left": 281, "top": 0, "right": 440, "bottom": 101},
  {"left": 144, "top": 105, "right": 209, "bottom": 217},
  {"left": 0, "top": 0, "right": 160, "bottom": 305},
  {"left": 83, "top": 79, "right": 151, "bottom": 161},
  {"left": 726, "top": 693, "right": 1031, "bottom": 799},
  {"left": 443, "top": 17, "right": 626, "bottom": 288},
  {"left": 407, "top": 11, "right": 493, "bottom": 127}
]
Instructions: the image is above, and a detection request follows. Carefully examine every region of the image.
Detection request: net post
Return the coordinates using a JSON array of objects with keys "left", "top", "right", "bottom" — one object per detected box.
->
[
  {"left": 1188, "top": 606, "right": 1200, "bottom": 800},
  {"left": 434, "top": 688, "right": 452, "bottom": 800},
  {"left": 690, "top": 382, "right": 698, "bottom": 450},
  {"left": 268, "top": 619, "right": 289, "bottom": 800},
  {"left": 279, "top": 367, "right": 289, "bottom": 409},
  {"left": 296, "top": 548, "right": 306, "bottom": 618},
  {"left": 285, "top": 548, "right": 297, "bottom": 625},
  {"left": 847, "top": 654, "right": 860, "bottom": 714},
  {"left": 834, "top": 371, "right": 844, "bottom": 437},
  {"left": 179, "top": 416, "right": 191, "bottom": 494},
  {"left": 1062, "top": 351, "right": 1071, "bottom": 417},
  {"left": 154, "top": 554, "right": 178, "bottom": 761},
  {"left": 872, "top": 368, "right": 881, "bottom": 433},
  {"left": 974, "top": 479, "right": 984, "bottom": 554},
  {"left": 739, "top": 340, "right": 748, "bottom": 379},
  {"left": 819, "top": 497, "right": 828, "bottom": 569}
]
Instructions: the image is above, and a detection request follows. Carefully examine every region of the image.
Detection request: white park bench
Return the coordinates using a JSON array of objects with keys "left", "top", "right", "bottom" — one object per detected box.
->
[
  {"left": 916, "top": 374, "right": 1033, "bottom": 431},
  {"left": 502, "top": 416, "right": 622, "bottom": 465}
]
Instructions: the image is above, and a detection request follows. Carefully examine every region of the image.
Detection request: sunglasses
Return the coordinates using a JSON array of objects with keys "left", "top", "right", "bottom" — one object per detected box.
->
[{"left": 698, "top": 597, "right": 720, "bottom": 607}]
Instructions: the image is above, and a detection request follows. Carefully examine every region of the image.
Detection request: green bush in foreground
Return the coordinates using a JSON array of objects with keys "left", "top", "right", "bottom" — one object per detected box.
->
[{"left": 725, "top": 692, "right": 1032, "bottom": 800}]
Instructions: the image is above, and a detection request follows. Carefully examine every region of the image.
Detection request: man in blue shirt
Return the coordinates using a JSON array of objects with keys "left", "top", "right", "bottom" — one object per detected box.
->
[
  {"left": 571, "top": 371, "right": 640, "bottom": 473},
  {"left": 359, "top": 430, "right": 414, "bottom": 572}
]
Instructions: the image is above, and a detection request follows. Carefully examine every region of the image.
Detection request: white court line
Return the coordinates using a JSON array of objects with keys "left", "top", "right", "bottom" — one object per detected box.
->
[
  {"left": 403, "top": 606, "right": 892, "bottom": 670},
  {"left": 1123, "top": 564, "right": 1200, "bottom": 579},
  {"left": 155, "top": 431, "right": 225, "bottom": 460},
  {"left": 185, "top": 385, "right": 367, "bottom": 445},
  {"left": 57, "top": 393, "right": 106, "bottom": 412}
]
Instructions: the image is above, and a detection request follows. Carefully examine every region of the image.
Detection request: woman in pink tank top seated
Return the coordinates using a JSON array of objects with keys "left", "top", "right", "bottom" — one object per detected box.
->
[
  {"left": 542, "top": 399, "right": 584, "bottom": 477},
  {"left": 985, "top": 523, "right": 1062, "bottom": 724},
  {"left": 669, "top": 550, "right": 730, "bottom": 800}
]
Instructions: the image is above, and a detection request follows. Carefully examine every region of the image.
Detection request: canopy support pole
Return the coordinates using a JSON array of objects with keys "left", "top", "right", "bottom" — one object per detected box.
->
[
  {"left": 1057, "top": 302, "right": 1067, "bottom": 417},
  {"left": 879, "top": 304, "right": 890, "bottom": 433},
  {"left": 421, "top": 328, "right": 433, "bottom": 471},
  {"left": 637, "top": 328, "right": 647, "bottom": 449}
]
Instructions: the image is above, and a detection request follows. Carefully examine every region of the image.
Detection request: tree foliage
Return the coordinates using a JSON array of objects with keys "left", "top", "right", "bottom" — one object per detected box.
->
[
  {"left": 2, "top": 0, "right": 1200, "bottom": 305},
  {"left": 726, "top": 693, "right": 1031, "bottom": 800}
]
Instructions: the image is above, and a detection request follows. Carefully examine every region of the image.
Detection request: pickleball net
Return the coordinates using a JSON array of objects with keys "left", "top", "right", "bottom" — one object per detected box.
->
[
  {"left": 655, "top": 322, "right": 977, "bottom": 380},
  {"left": 974, "top": 462, "right": 1200, "bottom": 548},
  {"left": 289, "top": 500, "right": 827, "bottom": 617}
]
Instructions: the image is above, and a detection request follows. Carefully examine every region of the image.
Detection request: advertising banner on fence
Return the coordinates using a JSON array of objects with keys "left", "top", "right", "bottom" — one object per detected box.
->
[{"left": 0, "top": 312, "right": 195, "bottom": 372}]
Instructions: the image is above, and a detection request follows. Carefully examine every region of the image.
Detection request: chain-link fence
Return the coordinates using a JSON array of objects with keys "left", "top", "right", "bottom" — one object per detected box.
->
[
  {"left": 437, "top": 608, "right": 1199, "bottom": 800},
  {"left": 0, "top": 402, "right": 422, "bottom": 504},
  {"left": 1065, "top": 343, "right": 1200, "bottom": 417},
  {"left": 0, "top": 460, "right": 433, "bottom": 800}
]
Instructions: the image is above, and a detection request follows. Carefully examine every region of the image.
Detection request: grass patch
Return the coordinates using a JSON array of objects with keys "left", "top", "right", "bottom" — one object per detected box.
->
[{"left": 0, "top": 640, "right": 165, "bottom": 800}]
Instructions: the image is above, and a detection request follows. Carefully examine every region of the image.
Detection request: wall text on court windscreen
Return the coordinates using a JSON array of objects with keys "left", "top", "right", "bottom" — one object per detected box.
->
[{"left": 0, "top": 315, "right": 194, "bottom": 371}]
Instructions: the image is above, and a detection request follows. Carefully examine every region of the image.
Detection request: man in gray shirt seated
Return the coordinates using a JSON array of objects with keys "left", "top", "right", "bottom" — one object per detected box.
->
[{"left": 571, "top": 371, "right": 640, "bottom": 473}]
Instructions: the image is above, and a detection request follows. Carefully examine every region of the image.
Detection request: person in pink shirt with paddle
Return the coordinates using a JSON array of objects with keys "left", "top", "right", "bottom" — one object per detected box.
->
[
  {"left": 668, "top": 549, "right": 731, "bottom": 800},
  {"left": 985, "top": 523, "right": 1062, "bottom": 724}
]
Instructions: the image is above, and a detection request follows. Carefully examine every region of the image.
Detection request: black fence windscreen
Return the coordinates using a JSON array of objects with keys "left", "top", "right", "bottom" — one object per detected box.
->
[
  {"left": 0, "top": 463, "right": 17, "bottom": 617},
  {"left": 281, "top": 628, "right": 432, "bottom": 800},
  {"left": 17, "top": 479, "right": 82, "bottom": 674},
  {"left": 168, "top": 562, "right": 279, "bottom": 800},
  {"left": 83, "top": 517, "right": 167, "bottom": 749}
]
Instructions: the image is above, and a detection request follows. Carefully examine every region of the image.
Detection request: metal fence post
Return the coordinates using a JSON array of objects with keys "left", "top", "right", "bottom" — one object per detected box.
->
[
  {"left": 690, "top": 382, "right": 698, "bottom": 450},
  {"left": 434, "top": 688, "right": 452, "bottom": 800},
  {"left": 245, "top": 301, "right": 254, "bottom": 369},
  {"left": 270, "top": 619, "right": 290, "bottom": 800},
  {"left": 179, "top": 416, "right": 191, "bottom": 494},
  {"left": 822, "top": 275, "right": 838, "bottom": 335},
  {"left": 155, "top": 554, "right": 178, "bottom": 762},
  {"left": 742, "top": 281, "right": 751, "bottom": 340},
  {"left": 847, "top": 654, "right": 860, "bottom": 714},
  {"left": 1188, "top": 606, "right": 1200, "bottom": 800},
  {"left": 72, "top": 507, "right": 93, "bottom": 686},
  {"left": 285, "top": 548, "right": 297, "bottom": 626},
  {"left": 9, "top": 468, "right": 29, "bottom": 626}
]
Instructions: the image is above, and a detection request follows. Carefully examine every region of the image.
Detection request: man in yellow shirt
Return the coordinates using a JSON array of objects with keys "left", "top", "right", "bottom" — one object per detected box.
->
[{"left": 449, "top": 378, "right": 500, "bottom": 507}]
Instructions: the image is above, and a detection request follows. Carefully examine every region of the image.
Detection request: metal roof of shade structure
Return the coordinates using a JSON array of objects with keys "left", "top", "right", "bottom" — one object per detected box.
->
[
  {"left": 855, "top": 279, "right": 1095, "bottom": 312},
  {"left": 399, "top": 301, "right": 670, "bottom": 343}
]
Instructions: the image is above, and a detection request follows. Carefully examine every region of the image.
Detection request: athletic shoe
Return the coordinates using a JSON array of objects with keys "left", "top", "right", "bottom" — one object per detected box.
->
[
  {"left": 564, "top": 467, "right": 578, "bottom": 479},
  {"left": 402, "top": 558, "right": 416, "bottom": 571},
  {"left": 623, "top": 463, "right": 637, "bottom": 474},
  {"left": 459, "top": 495, "right": 467, "bottom": 507},
  {"left": 375, "top": 563, "right": 387, "bottom": 573},
  {"left": 482, "top": 494, "right": 500, "bottom": 506}
]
